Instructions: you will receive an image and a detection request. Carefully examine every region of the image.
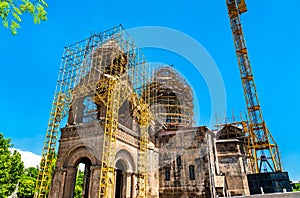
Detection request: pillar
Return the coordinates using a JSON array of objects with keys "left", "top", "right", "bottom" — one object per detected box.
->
[
  {"left": 89, "top": 165, "right": 101, "bottom": 197},
  {"left": 125, "top": 172, "right": 132, "bottom": 198},
  {"left": 63, "top": 167, "right": 77, "bottom": 198},
  {"left": 49, "top": 168, "right": 67, "bottom": 198}
]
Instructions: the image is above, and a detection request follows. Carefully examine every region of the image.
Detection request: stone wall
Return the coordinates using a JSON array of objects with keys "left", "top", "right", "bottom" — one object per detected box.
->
[
  {"left": 214, "top": 126, "right": 250, "bottom": 197},
  {"left": 49, "top": 121, "right": 159, "bottom": 198},
  {"left": 156, "top": 127, "right": 212, "bottom": 198},
  {"left": 50, "top": 121, "right": 254, "bottom": 198}
]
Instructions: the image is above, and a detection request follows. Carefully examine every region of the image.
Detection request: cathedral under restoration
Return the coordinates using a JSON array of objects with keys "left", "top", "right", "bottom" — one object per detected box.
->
[{"left": 48, "top": 30, "right": 251, "bottom": 198}]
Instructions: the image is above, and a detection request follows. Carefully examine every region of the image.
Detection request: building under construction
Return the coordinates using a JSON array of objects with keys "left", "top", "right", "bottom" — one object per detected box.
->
[
  {"left": 145, "top": 66, "right": 194, "bottom": 130},
  {"left": 33, "top": 25, "right": 292, "bottom": 198},
  {"left": 34, "top": 1, "right": 296, "bottom": 197}
]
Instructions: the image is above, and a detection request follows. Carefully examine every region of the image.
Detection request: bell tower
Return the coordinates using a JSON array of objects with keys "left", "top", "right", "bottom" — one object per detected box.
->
[{"left": 34, "top": 26, "right": 159, "bottom": 198}]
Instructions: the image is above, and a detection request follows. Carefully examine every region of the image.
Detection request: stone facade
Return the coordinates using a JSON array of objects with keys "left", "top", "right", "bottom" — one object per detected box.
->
[
  {"left": 49, "top": 121, "right": 159, "bottom": 198},
  {"left": 155, "top": 127, "right": 213, "bottom": 198},
  {"left": 49, "top": 122, "right": 251, "bottom": 198},
  {"left": 213, "top": 125, "right": 251, "bottom": 197}
]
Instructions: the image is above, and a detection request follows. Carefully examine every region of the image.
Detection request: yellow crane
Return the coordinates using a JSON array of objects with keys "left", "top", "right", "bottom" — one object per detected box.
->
[{"left": 226, "top": 0, "right": 282, "bottom": 173}]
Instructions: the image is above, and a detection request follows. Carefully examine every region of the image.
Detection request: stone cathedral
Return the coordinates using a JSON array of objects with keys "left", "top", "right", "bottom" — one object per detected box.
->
[{"left": 49, "top": 40, "right": 250, "bottom": 198}]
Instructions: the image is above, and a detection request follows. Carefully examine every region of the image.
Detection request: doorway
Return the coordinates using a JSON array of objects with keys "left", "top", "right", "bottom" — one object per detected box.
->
[
  {"left": 73, "top": 158, "right": 91, "bottom": 198},
  {"left": 115, "top": 169, "right": 124, "bottom": 198},
  {"left": 115, "top": 160, "right": 127, "bottom": 198}
]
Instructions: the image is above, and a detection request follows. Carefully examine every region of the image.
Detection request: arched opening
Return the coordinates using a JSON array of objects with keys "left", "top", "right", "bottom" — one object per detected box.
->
[
  {"left": 176, "top": 156, "right": 182, "bottom": 167},
  {"left": 115, "top": 160, "right": 127, "bottom": 198},
  {"left": 73, "top": 158, "right": 92, "bottom": 198},
  {"left": 82, "top": 97, "right": 98, "bottom": 122},
  {"left": 114, "top": 149, "right": 136, "bottom": 198},
  {"left": 165, "top": 166, "right": 171, "bottom": 181},
  {"left": 189, "top": 165, "right": 195, "bottom": 180}
]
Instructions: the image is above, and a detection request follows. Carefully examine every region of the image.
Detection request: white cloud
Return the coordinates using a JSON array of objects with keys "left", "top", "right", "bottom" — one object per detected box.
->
[
  {"left": 11, "top": 148, "right": 41, "bottom": 168},
  {"left": 9, "top": 148, "right": 85, "bottom": 171}
]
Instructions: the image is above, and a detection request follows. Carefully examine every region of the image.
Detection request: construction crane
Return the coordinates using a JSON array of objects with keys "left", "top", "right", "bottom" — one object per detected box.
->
[{"left": 226, "top": 0, "right": 282, "bottom": 173}]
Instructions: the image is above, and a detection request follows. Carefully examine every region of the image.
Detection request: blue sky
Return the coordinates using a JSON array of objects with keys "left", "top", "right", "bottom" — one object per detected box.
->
[{"left": 0, "top": 0, "right": 299, "bottom": 180}]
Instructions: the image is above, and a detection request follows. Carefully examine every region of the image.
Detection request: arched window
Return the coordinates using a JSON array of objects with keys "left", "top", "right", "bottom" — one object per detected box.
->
[
  {"left": 83, "top": 97, "right": 98, "bottom": 122},
  {"left": 165, "top": 167, "right": 170, "bottom": 181},
  {"left": 189, "top": 165, "right": 195, "bottom": 180},
  {"left": 176, "top": 156, "right": 181, "bottom": 167}
]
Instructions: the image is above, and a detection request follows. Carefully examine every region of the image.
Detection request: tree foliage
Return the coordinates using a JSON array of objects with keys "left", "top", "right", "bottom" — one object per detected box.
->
[
  {"left": 74, "top": 169, "right": 84, "bottom": 198},
  {"left": 293, "top": 183, "right": 300, "bottom": 192},
  {"left": 0, "top": 0, "right": 48, "bottom": 35},
  {"left": 33, "top": 151, "right": 57, "bottom": 197},
  {"left": 17, "top": 167, "right": 38, "bottom": 198},
  {"left": 17, "top": 153, "right": 58, "bottom": 198},
  {"left": 47, "top": 151, "right": 57, "bottom": 196},
  {"left": 0, "top": 132, "right": 24, "bottom": 197}
]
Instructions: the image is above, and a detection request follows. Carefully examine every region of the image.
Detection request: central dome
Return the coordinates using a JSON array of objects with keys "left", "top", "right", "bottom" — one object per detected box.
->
[{"left": 145, "top": 66, "right": 194, "bottom": 130}]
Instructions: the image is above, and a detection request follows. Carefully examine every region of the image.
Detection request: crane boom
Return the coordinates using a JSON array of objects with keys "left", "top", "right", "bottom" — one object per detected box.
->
[{"left": 226, "top": 0, "right": 282, "bottom": 173}]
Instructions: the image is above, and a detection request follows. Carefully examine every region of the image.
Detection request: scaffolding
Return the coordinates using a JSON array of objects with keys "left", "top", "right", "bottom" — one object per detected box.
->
[
  {"left": 35, "top": 25, "right": 153, "bottom": 198},
  {"left": 145, "top": 66, "right": 194, "bottom": 131}
]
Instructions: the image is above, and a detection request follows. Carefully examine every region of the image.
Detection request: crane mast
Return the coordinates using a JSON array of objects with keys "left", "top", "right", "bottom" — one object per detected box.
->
[{"left": 226, "top": 0, "right": 282, "bottom": 173}]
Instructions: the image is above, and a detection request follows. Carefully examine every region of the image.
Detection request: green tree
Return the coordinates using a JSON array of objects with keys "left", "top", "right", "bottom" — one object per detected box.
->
[
  {"left": 18, "top": 167, "right": 38, "bottom": 198},
  {"left": 74, "top": 170, "right": 84, "bottom": 198},
  {"left": 0, "top": 0, "right": 48, "bottom": 35},
  {"left": 293, "top": 183, "right": 300, "bottom": 192},
  {"left": 34, "top": 151, "right": 57, "bottom": 197},
  {"left": 0, "top": 132, "right": 24, "bottom": 197}
]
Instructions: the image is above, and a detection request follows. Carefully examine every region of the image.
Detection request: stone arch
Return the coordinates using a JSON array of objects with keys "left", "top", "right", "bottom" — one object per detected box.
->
[
  {"left": 115, "top": 149, "right": 136, "bottom": 198},
  {"left": 116, "top": 159, "right": 128, "bottom": 171},
  {"left": 63, "top": 145, "right": 99, "bottom": 168},
  {"left": 59, "top": 146, "right": 100, "bottom": 198},
  {"left": 115, "top": 149, "right": 135, "bottom": 172}
]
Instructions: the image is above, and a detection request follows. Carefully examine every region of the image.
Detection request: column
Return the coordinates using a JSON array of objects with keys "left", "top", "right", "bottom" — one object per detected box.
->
[
  {"left": 131, "top": 173, "right": 138, "bottom": 198},
  {"left": 63, "top": 167, "right": 77, "bottom": 198},
  {"left": 48, "top": 168, "right": 67, "bottom": 198},
  {"left": 125, "top": 172, "right": 132, "bottom": 198},
  {"left": 89, "top": 165, "right": 101, "bottom": 197}
]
